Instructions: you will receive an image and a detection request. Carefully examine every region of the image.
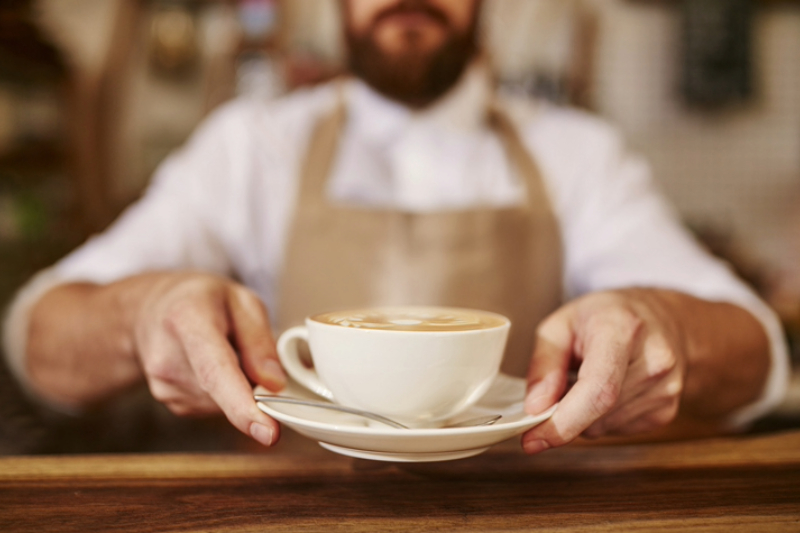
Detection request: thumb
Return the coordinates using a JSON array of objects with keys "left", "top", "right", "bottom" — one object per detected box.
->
[{"left": 525, "top": 306, "right": 574, "bottom": 415}]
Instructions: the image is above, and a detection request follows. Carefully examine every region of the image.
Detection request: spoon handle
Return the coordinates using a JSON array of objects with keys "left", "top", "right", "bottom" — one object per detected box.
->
[{"left": 254, "top": 394, "right": 409, "bottom": 429}]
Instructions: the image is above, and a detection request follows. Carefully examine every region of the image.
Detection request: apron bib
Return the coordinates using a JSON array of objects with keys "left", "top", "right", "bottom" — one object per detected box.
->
[{"left": 277, "top": 88, "right": 563, "bottom": 377}]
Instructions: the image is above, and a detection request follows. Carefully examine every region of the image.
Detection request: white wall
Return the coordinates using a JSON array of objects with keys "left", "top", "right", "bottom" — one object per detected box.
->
[{"left": 592, "top": 1, "right": 800, "bottom": 273}]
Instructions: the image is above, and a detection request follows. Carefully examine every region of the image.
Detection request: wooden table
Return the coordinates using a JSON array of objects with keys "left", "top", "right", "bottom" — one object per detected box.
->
[{"left": 2, "top": 428, "right": 800, "bottom": 532}]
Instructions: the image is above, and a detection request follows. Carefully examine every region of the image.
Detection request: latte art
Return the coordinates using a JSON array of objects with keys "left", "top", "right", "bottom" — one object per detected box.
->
[{"left": 312, "top": 307, "right": 507, "bottom": 332}]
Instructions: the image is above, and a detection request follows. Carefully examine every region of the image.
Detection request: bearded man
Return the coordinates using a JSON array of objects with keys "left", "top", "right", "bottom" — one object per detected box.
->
[{"left": 3, "top": 0, "right": 788, "bottom": 454}]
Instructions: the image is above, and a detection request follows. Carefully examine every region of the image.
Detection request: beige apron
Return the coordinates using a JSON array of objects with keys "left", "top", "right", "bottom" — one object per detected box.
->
[
  {"left": 277, "top": 88, "right": 564, "bottom": 377},
  {"left": 3, "top": 86, "right": 564, "bottom": 454}
]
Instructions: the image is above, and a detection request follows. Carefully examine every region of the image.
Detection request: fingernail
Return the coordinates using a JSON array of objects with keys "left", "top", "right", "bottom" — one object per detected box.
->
[
  {"left": 250, "top": 422, "right": 275, "bottom": 447},
  {"left": 523, "top": 439, "right": 551, "bottom": 455},
  {"left": 262, "top": 359, "right": 287, "bottom": 390}
]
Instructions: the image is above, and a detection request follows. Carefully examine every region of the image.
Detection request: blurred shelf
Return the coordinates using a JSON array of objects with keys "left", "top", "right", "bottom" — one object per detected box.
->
[
  {"left": 0, "top": 141, "right": 64, "bottom": 180},
  {"left": 0, "top": 1, "right": 66, "bottom": 84}
]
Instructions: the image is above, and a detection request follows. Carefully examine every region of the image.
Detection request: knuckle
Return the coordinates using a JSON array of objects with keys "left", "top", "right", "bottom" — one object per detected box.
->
[
  {"left": 143, "top": 356, "right": 179, "bottom": 384},
  {"left": 535, "top": 314, "right": 559, "bottom": 337},
  {"left": 150, "top": 389, "right": 170, "bottom": 405},
  {"left": 194, "top": 360, "right": 221, "bottom": 394},
  {"left": 162, "top": 300, "right": 197, "bottom": 334},
  {"left": 646, "top": 345, "right": 677, "bottom": 379},
  {"left": 617, "top": 309, "right": 645, "bottom": 337},
  {"left": 166, "top": 403, "right": 194, "bottom": 417},
  {"left": 586, "top": 306, "right": 643, "bottom": 339},
  {"left": 664, "top": 377, "right": 684, "bottom": 400},
  {"left": 144, "top": 363, "right": 169, "bottom": 385},
  {"left": 178, "top": 274, "right": 221, "bottom": 294},
  {"left": 163, "top": 299, "right": 227, "bottom": 339},
  {"left": 590, "top": 381, "right": 620, "bottom": 416},
  {"left": 161, "top": 278, "right": 229, "bottom": 329},
  {"left": 237, "top": 286, "right": 266, "bottom": 310},
  {"left": 147, "top": 381, "right": 176, "bottom": 405},
  {"left": 581, "top": 291, "right": 620, "bottom": 309}
]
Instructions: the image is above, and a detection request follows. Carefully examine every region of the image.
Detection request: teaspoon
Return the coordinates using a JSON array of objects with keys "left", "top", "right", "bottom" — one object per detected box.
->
[{"left": 254, "top": 394, "right": 501, "bottom": 429}]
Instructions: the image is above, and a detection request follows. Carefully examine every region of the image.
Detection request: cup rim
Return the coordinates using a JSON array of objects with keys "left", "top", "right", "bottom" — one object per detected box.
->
[{"left": 307, "top": 306, "right": 511, "bottom": 334}]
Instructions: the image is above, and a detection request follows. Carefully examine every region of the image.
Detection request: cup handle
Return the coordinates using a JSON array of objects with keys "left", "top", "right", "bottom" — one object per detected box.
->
[{"left": 276, "top": 326, "right": 335, "bottom": 401}]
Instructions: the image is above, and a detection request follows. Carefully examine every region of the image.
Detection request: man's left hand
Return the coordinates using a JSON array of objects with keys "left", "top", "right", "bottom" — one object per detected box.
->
[{"left": 521, "top": 289, "right": 690, "bottom": 454}]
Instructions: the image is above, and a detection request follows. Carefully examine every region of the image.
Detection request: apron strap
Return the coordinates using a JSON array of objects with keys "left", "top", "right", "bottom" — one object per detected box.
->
[
  {"left": 295, "top": 86, "right": 348, "bottom": 208},
  {"left": 487, "top": 102, "right": 556, "bottom": 218}
]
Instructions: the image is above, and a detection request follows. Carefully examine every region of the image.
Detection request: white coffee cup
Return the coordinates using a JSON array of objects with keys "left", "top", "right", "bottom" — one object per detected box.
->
[{"left": 277, "top": 306, "right": 511, "bottom": 427}]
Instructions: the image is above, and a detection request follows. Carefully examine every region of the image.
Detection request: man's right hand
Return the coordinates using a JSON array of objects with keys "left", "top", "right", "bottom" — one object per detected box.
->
[{"left": 27, "top": 272, "right": 286, "bottom": 447}]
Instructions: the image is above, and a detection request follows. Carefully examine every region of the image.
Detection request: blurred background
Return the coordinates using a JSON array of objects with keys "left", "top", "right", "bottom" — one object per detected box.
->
[{"left": 0, "top": 0, "right": 798, "bottom": 449}]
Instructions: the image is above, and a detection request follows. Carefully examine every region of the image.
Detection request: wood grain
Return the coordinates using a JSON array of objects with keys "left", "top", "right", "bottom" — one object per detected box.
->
[{"left": 2, "top": 429, "right": 800, "bottom": 532}]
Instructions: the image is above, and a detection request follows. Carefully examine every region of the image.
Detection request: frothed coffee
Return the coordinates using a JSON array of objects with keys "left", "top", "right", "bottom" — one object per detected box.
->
[
  {"left": 312, "top": 307, "right": 506, "bottom": 332},
  {"left": 278, "top": 306, "right": 511, "bottom": 427}
]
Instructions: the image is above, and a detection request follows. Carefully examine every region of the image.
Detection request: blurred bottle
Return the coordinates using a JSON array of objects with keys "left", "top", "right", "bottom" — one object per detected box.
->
[
  {"left": 148, "top": 2, "right": 199, "bottom": 77},
  {"left": 237, "top": 0, "right": 279, "bottom": 45},
  {"left": 234, "top": 0, "right": 283, "bottom": 101}
]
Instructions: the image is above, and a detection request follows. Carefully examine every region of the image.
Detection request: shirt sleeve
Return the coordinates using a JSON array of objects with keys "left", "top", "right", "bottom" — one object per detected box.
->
[
  {"left": 539, "top": 111, "right": 790, "bottom": 428},
  {"left": 2, "top": 105, "right": 238, "bottom": 400}
]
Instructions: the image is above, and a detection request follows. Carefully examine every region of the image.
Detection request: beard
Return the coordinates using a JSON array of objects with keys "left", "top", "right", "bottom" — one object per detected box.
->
[{"left": 344, "top": 3, "right": 479, "bottom": 108}]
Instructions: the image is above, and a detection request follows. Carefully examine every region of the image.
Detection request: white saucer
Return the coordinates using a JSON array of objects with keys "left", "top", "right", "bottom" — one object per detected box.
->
[{"left": 255, "top": 374, "right": 556, "bottom": 462}]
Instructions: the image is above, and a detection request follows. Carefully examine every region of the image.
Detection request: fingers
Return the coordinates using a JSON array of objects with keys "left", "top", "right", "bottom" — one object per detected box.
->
[
  {"left": 149, "top": 379, "right": 220, "bottom": 417},
  {"left": 590, "top": 397, "right": 680, "bottom": 437},
  {"left": 138, "top": 316, "right": 221, "bottom": 416},
  {"left": 610, "top": 331, "right": 678, "bottom": 408},
  {"left": 166, "top": 302, "right": 280, "bottom": 447},
  {"left": 525, "top": 309, "right": 574, "bottom": 415},
  {"left": 227, "top": 286, "right": 286, "bottom": 391},
  {"left": 145, "top": 349, "right": 220, "bottom": 415},
  {"left": 585, "top": 368, "right": 683, "bottom": 437},
  {"left": 522, "top": 307, "right": 640, "bottom": 454},
  {"left": 620, "top": 407, "right": 680, "bottom": 435},
  {"left": 582, "top": 326, "right": 683, "bottom": 437}
]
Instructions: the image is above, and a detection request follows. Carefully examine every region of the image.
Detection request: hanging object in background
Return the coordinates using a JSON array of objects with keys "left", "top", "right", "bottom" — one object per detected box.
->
[
  {"left": 148, "top": 2, "right": 199, "bottom": 78},
  {"left": 484, "top": 0, "right": 597, "bottom": 109},
  {"left": 237, "top": 0, "right": 279, "bottom": 45},
  {"left": 234, "top": 0, "right": 283, "bottom": 101},
  {"left": 681, "top": 0, "right": 754, "bottom": 109}
]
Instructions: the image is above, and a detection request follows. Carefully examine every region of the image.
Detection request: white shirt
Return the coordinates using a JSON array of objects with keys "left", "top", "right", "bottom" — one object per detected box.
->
[{"left": 3, "top": 65, "right": 790, "bottom": 425}]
